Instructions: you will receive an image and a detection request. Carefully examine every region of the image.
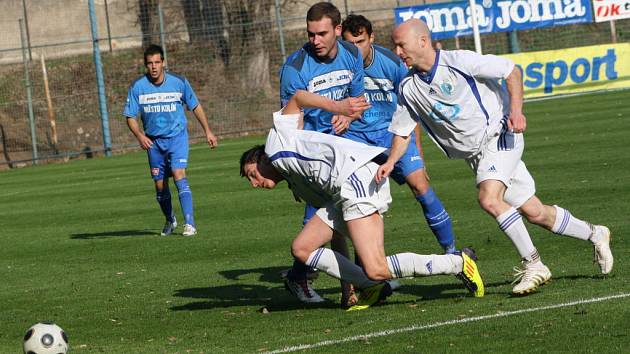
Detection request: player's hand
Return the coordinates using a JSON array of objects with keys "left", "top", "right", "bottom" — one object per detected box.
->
[
  {"left": 375, "top": 162, "right": 395, "bottom": 184},
  {"left": 331, "top": 115, "right": 353, "bottom": 135},
  {"left": 334, "top": 96, "right": 370, "bottom": 120},
  {"left": 508, "top": 111, "right": 527, "bottom": 133},
  {"left": 137, "top": 134, "right": 153, "bottom": 150},
  {"left": 206, "top": 131, "right": 218, "bottom": 149}
]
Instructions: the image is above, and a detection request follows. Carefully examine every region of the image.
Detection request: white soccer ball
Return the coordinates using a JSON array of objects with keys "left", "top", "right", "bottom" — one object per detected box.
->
[{"left": 23, "top": 322, "right": 68, "bottom": 354}]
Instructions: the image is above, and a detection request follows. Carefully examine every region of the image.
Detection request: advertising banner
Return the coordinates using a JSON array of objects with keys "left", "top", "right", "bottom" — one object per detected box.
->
[
  {"left": 395, "top": 0, "right": 593, "bottom": 40},
  {"left": 502, "top": 43, "right": 630, "bottom": 98},
  {"left": 593, "top": 0, "right": 630, "bottom": 22}
]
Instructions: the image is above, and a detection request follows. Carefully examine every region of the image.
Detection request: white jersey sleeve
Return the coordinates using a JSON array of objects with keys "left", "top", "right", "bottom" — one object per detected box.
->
[
  {"left": 272, "top": 110, "right": 301, "bottom": 130},
  {"left": 449, "top": 50, "right": 514, "bottom": 80},
  {"left": 388, "top": 101, "right": 417, "bottom": 138}
]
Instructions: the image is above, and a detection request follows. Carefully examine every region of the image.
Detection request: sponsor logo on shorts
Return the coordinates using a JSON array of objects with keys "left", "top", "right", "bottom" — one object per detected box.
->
[
  {"left": 488, "top": 165, "right": 497, "bottom": 172},
  {"left": 151, "top": 168, "right": 160, "bottom": 176},
  {"left": 179, "top": 159, "right": 187, "bottom": 163},
  {"left": 425, "top": 260, "right": 433, "bottom": 274},
  {"left": 410, "top": 156, "right": 422, "bottom": 161}
]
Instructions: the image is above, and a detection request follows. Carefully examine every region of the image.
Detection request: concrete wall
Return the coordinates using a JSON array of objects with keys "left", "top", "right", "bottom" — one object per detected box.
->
[
  {"left": 0, "top": 0, "right": 425, "bottom": 64},
  {"left": 0, "top": 0, "right": 142, "bottom": 64}
]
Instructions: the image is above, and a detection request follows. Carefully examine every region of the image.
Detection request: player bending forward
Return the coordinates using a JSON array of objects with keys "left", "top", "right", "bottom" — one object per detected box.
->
[
  {"left": 240, "top": 90, "right": 484, "bottom": 310},
  {"left": 379, "top": 19, "right": 613, "bottom": 295}
]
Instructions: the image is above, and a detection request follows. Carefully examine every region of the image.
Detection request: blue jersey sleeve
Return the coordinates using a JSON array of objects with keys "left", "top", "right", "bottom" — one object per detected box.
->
[
  {"left": 279, "top": 64, "right": 305, "bottom": 107},
  {"left": 182, "top": 78, "right": 199, "bottom": 110},
  {"left": 123, "top": 84, "right": 139, "bottom": 118}
]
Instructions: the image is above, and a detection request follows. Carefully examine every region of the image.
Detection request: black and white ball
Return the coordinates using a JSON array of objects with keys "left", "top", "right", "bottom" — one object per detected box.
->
[{"left": 23, "top": 322, "right": 68, "bottom": 354}]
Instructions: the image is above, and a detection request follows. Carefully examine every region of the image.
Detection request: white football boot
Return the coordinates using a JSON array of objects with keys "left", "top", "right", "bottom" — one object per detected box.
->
[
  {"left": 512, "top": 261, "right": 552, "bottom": 295},
  {"left": 591, "top": 225, "right": 613, "bottom": 274},
  {"left": 182, "top": 224, "right": 197, "bottom": 237}
]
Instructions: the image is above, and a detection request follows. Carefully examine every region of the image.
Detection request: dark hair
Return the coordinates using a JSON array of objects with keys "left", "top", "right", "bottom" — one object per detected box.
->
[
  {"left": 307, "top": 2, "right": 341, "bottom": 27},
  {"left": 239, "top": 144, "right": 268, "bottom": 177},
  {"left": 144, "top": 44, "right": 164, "bottom": 63},
  {"left": 342, "top": 14, "right": 373, "bottom": 37}
]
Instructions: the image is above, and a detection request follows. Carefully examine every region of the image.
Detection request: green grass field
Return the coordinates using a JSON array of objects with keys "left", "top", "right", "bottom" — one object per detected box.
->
[{"left": 1, "top": 90, "right": 629, "bottom": 353}]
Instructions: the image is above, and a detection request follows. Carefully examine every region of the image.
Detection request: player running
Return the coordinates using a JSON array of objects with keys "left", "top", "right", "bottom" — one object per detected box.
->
[{"left": 379, "top": 19, "right": 613, "bottom": 295}]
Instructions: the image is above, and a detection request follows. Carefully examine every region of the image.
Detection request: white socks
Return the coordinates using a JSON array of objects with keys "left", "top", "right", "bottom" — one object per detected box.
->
[
  {"left": 305, "top": 248, "right": 465, "bottom": 286},
  {"left": 386, "top": 253, "right": 462, "bottom": 278},
  {"left": 551, "top": 205, "right": 592, "bottom": 241},
  {"left": 496, "top": 207, "right": 537, "bottom": 259},
  {"left": 306, "top": 248, "right": 379, "bottom": 289}
]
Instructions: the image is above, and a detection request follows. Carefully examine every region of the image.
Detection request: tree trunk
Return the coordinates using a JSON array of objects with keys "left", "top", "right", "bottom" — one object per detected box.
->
[{"left": 138, "top": 0, "right": 160, "bottom": 47}]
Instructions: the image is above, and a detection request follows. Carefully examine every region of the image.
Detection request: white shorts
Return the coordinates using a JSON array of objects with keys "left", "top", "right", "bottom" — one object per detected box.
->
[
  {"left": 315, "top": 162, "right": 391, "bottom": 236},
  {"left": 466, "top": 131, "right": 536, "bottom": 208}
]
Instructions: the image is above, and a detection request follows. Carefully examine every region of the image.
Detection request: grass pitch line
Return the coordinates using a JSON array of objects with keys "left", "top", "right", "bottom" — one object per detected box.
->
[{"left": 267, "top": 293, "right": 630, "bottom": 353}]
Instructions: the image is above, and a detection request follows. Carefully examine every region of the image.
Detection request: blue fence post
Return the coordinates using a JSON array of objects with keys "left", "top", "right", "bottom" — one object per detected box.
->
[
  {"left": 88, "top": 0, "right": 112, "bottom": 157},
  {"left": 274, "top": 0, "right": 286, "bottom": 63},
  {"left": 509, "top": 31, "right": 521, "bottom": 53},
  {"left": 19, "top": 18, "right": 38, "bottom": 164}
]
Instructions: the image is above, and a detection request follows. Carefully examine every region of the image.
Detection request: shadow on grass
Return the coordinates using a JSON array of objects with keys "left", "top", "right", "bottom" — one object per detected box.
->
[
  {"left": 170, "top": 266, "right": 485, "bottom": 312},
  {"left": 70, "top": 229, "right": 159, "bottom": 239}
]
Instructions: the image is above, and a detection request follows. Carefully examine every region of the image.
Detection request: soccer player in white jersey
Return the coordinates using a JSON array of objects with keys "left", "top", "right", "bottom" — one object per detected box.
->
[
  {"left": 378, "top": 19, "right": 613, "bottom": 295},
  {"left": 124, "top": 45, "right": 218, "bottom": 237},
  {"left": 278, "top": 2, "right": 366, "bottom": 304},
  {"left": 240, "top": 90, "right": 484, "bottom": 310}
]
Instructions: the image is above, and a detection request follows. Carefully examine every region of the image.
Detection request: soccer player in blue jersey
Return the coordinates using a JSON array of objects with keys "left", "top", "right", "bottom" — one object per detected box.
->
[
  {"left": 278, "top": 2, "right": 366, "bottom": 303},
  {"left": 341, "top": 15, "right": 458, "bottom": 256},
  {"left": 123, "top": 44, "right": 218, "bottom": 237}
]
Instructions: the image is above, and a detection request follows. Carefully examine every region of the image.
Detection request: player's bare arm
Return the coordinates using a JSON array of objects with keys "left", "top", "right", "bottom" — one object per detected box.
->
[
  {"left": 413, "top": 124, "right": 430, "bottom": 180},
  {"left": 505, "top": 67, "right": 526, "bottom": 133},
  {"left": 285, "top": 90, "right": 370, "bottom": 119},
  {"left": 126, "top": 117, "right": 153, "bottom": 150},
  {"left": 192, "top": 105, "right": 218, "bottom": 148},
  {"left": 375, "top": 133, "right": 411, "bottom": 183}
]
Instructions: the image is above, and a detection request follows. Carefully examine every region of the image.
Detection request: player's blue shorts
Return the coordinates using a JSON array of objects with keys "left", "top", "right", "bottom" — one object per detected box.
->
[
  {"left": 343, "top": 128, "right": 424, "bottom": 185},
  {"left": 146, "top": 129, "right": 189, "bottom": 181}
]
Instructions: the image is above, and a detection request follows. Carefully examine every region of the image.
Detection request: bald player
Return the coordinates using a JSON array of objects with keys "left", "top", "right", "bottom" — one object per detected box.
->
[{"left": 377, "top": 19, "right": 613, "bottom": 295}]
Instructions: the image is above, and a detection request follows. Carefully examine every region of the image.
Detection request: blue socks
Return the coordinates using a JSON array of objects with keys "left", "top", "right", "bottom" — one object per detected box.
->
[
  {"left": 174, "top": 178, "right": 195, "bottom": 226},
  {"left": 416, "top": 188, "right": 457, "bottom": 253},
  {"left": 155, "top": 184, "right": 174, "bottom": 222}
]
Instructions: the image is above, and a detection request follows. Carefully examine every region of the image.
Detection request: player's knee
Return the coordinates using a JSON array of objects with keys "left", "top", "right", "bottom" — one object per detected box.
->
[
  {"left": 477, "top": 194, "right": 502, "bottom": 215},
  {"left": 520, "top": 205, "right": 546, "bottom": 225},
  {"left": 407, "top": 172, "right": 430, "bottom": 196},
  {"left": 410, "top": 183, "right": 429, "bottom": 197},
  {"left": 290, "top": 243, "right": 311, "bottom": 264}
]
